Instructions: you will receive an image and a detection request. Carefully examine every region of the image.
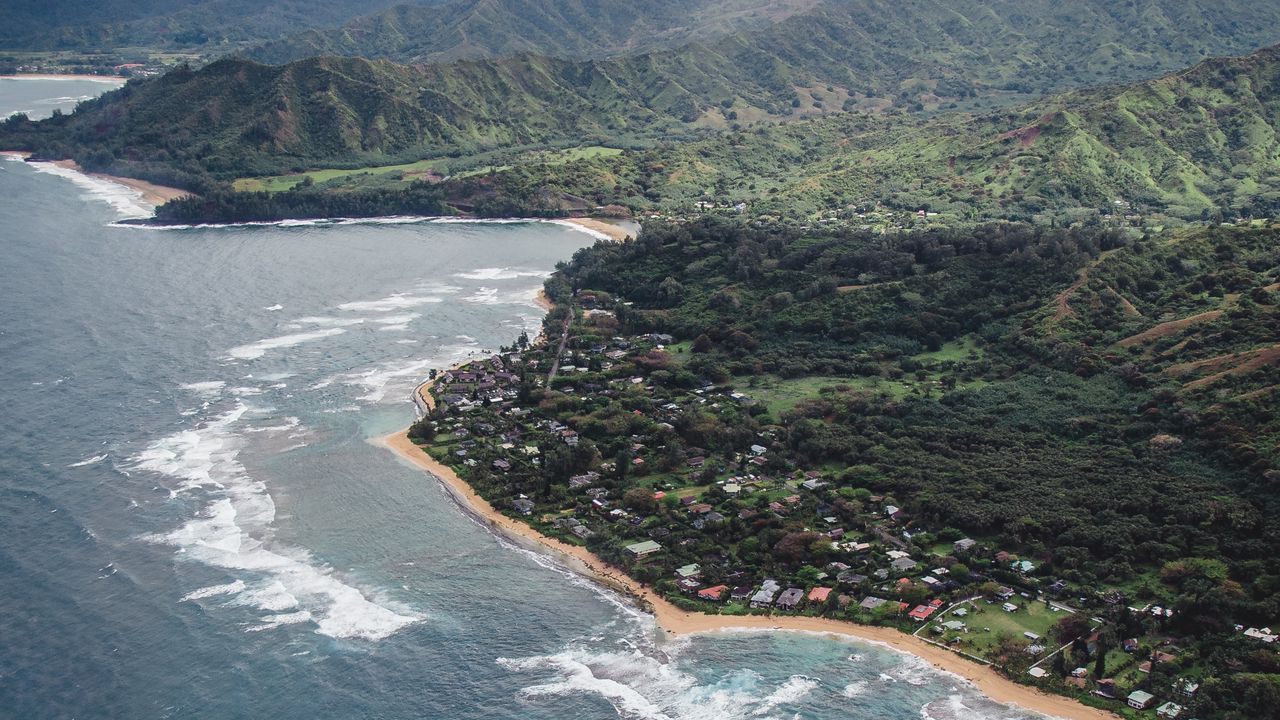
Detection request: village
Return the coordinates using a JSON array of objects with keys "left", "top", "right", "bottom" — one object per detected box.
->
[{"left": 410, "top": 287, "right": 1275, "bottom": 719}]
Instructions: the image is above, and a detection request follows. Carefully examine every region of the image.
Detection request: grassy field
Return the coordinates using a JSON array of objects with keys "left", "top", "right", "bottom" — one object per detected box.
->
[
  {"left": 927, "top": 599, "right": 1071, "bottom": 662},
  {"left": 231, "top": 146, "right": 623, "bottom": 193}
]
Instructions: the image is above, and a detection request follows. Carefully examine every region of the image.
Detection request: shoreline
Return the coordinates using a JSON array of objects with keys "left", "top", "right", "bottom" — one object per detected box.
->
[
  {"left": 0, "top": 73, "right": 127, "bottom": 84},
  {"left": 378, "top": 429, "right": 1114, "bottom": 719},
  {"left": 49, "top": 159, "right": 190, "bottom": 207},
  {"left": 560, "top": 217, "right": 633, "bottom": 242}
]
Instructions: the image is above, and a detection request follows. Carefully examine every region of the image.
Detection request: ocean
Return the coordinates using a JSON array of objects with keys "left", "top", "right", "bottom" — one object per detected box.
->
[{"left": 0, "top": 79, "right": 1042, "bottom": 720}]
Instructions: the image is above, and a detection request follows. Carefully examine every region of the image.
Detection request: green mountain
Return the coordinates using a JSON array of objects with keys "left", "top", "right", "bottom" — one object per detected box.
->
[
  {"left": 0, "top": 0, "right": 419, "bottom": 51},
  {"left": 4, "top": 23, "right": 1280, "bottom": 222},
  {"left": 246, "top": 0, "right": 817, "bottom": 65},
  {"left": 247, "top": 0, "right": 1280, "bottom": 98},
  {"left": 470, "top": 43, "right": 1280, "bottom": 222}
]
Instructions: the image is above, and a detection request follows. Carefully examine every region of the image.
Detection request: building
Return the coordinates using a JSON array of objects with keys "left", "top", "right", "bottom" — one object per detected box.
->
[
  {"left": 1156, "top": 702, "right": 1183, "bottom": 719},
  {"left": 808, "top": 587, "right": 832, "bottom": 603},
  {"left": 512, "top": 498, "right": 535, "bottom": 515},
  {"left": 698, "top": 585, "right": 728, "bottom": 601},
  {"left": 776, "top": 588, "right": 804, "bottom": 610},
  {"left": 750, "top": 580, "right": 781, "bottom": 608},
  {"left": 625, "top": 540, "right": 662, "bottom": 557},
  {"left": 1127, "top": 690, "right": 1156, "bottom": 710},
  {"left": 675, "top": 563, "right": 701, "bottom": 579},
  {"left": 953, "top": 538, "right": 977, "bottom": 552}
]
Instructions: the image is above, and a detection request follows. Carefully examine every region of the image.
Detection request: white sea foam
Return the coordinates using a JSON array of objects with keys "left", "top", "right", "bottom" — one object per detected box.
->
[
  {"left": 500, "top": 642, "right": 823, "bottom": 720},
  {"left": 68, "top": 453, "right": 108, "bottom": 467},
  {"left": 293, "top": 316, "right": 367, "bottom": 327},
  {"left": 840, "top": 680, "right": 868, "bottom": 698},
  {"left": 377, "top": 324, "right": 409, "bottom": 332},
  {"left": 135, "top": 404, "right": 417, "bottom": 640},
  {"left": 753, "top": 676, "right": 818, "bottom": 716},
  {"left": 181, "top": 381, "right": 226, "bottom": 396},
  {"left": 336, "top": 294, "right": 444, "bottom": 312},
  {"left": 227, "top": 328, "right": 345, "bottom": 360},
  {"left": 371, "top": 313, "right": 420, "bottom": 325},
  {"left": 181, "top": 579, "right": 247, "bottom": 601},
  {"left": 453, "top": 267, "right": 549, "bottom": 281},
  {"left": 27, "top": 161, "right": 153, "bottom": 218},
  {"left": 264, "top": 304, "right": 284, "bottom": 311}
]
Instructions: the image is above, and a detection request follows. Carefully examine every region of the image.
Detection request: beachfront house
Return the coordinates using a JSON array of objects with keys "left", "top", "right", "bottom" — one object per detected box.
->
[
  {"left": 776, "top": 588, "right": 804, "bottom": 610},
  {"left": 1127, "top": 690, "right": 1156, "bottom": 710},
  {"left": 750, "top": 579, "right": 781, "bottom": 608},
  {"left": 626, "top": 540, "right": 662, "bottom": 557}
]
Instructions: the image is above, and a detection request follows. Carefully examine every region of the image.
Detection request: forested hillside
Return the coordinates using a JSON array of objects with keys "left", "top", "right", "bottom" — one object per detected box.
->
[
  {"left": 0, "top": 0, "right": 415, "bottom": 51},
  {"left": 246, "top": 0, "right": 816, "bottom": 65},
  {"left": 248, "top": 0, "right": 1280, "bottom": 101},
  {"left": 456, "top": 44, "right": 1280, "bottom": 222}
]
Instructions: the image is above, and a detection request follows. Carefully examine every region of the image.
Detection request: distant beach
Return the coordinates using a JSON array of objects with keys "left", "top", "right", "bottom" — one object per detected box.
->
[
  {"left": 559, "top": 217, "right": 633, "bottom": 242},
  {"left": 0, "top": 74, "right": 126, "bottom": 84},
  {"left": 49, "top": 159, "right": 189, "bottom": 207}
]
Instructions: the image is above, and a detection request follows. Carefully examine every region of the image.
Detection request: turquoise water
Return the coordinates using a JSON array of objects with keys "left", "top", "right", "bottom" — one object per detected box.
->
[{"left": 0, "top": 80, "right": 1042, "bottom": 720}]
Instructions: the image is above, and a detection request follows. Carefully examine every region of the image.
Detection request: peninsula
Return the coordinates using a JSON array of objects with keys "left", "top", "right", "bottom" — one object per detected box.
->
[{"left": 381, "top": 217, "right": 1279, "bottom": 720}]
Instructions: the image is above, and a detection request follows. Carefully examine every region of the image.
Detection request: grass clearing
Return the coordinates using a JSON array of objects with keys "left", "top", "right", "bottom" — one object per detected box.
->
[
  {"left": 231, "top": 146, "right": 623, "bottom": 193},
  {"left": 928, "top": 599, "right": 1068, "bottom": 663}
]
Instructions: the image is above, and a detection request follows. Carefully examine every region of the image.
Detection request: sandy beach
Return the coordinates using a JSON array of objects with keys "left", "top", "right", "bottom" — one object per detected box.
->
[
  {"left": 562, "top": 217, "right": 633, "bottom": 242},
  {"left": 50, "top": 159, "right": 189, "bottom": 207},
  {"left": 378, "top": 427, "right": 1115, "bottom": 720},
  {"left": 0, "top": 73, "right": 127, "bottom": 84}
]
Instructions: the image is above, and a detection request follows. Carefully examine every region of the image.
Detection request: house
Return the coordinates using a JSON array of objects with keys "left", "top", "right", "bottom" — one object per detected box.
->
[
  {"left": 1012, "top": 560, "right": 1035, "bottom": 574},
  {"left": 1122, "top": 638, "right": 1140, "bottom": 653},
  {"left": 890, "top": 557, "right": 917, "bottom": 572},
  {"left": 492, "top": 458, "right": 511, "bottom": 471},
  {"left": 995, "top": 586, "right": 1016, "bottom": 601},
  {"left": 808, "top": 587, "right": 833, "bottom": 603},
  {"left": 776, "top": 588, "right": 804, "bottom": 610},
  {"left": 907, "top": 605, "right": 937, "bottom": 621},
  {"left": 750, "top": 580, "right": 781, "bottom": 608},
  {"left": 625, "top": 540, "right": 662, "bottom": 557},
  {"left": 837, "top": 571, "right": 868, "bottom": 586},
  {"left": 698, "top": 585, "right": 728, "bottom": 601},
  {"left": 1127, "top": 690, "right": 1156, "bottom": 710},
  {"left": 942, "top": 620, "right": 966, "bottom": 632},
  {"left": 953, "top": 538, "right": 977, "bottom": 553},
  {"left": 730, "top": 586, "right": 754, "bottom": 601},
  {"left": 687, "top": 456, "right": 706, "bottom": 468},
  {"left": 859, "top": 596, "right": 887, "bottom": 610},
  {"left": 1174, "top": 679, "right": 1199, "bottom": 697},
  {"left": 1002, "top": 602, "right": 1018, "bottom": 612},
  {"left": 1156, "top": 702, "right": 1183, "bottom": 719},
  {"left": 750, "top": 444, "right": 767, "bottom": 455},
  {"left": 675, "top": 563, "right": 701, "bottom": 579},
  {"left": 512, "top": 498, "right": 535, "bottom": 515}
]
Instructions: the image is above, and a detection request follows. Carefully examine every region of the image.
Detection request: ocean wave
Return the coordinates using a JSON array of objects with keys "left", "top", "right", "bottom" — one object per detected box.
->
[
  {"left": 500, "top": 642, "right": 823, "bottom": 720},
  {"left": 68, "top": 453, "right": 108, "bottom": 467},
  {"left": 335, "top": 294, "right": 444, "bottom": 313},
  {"left": 27, "top": 161, "right": 153, "bottom": 219},
  {"left": 453, "top": 267, "right": 549, "bottom": 281},
  {"left": 227, "top": 328, "right": 346, "bottom": 360},
  {"left": 135, "top": 403, "right": 417, "bottom": 640}
]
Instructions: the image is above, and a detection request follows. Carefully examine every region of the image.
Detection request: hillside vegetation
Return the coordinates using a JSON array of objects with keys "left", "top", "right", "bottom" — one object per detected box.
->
[
  {"left": 246, "top": 0, "right": 817, "bottom": 65},
  {"left": 462, "top": 44, "right": 1280, "bottom": 222}
]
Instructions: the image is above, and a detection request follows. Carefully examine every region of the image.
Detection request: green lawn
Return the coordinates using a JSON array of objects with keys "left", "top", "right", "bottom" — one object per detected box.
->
[
  {"left": 913, "top": 336, "right": 983, "bottom": 364},
  {"left": 231, "top": 146, "right": 623, "bottom": 193},
  {"left": 928, "top": 599, "right": 1073, "bottom": 662},
  {"left": 232, "top": 158, "right": 444, "bottom": 192}
]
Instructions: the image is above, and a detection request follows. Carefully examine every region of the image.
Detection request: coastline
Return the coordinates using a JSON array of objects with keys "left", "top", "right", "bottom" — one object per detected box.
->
[
  {"left": 377, "top": 285, "right": 1116, "bottom": 719},
  {"left": 378, "top": 429, "right": 1115, "bottom": 719},
  {"left": 560, "top": 217, "right": 633, "bottom": 242},
  {"left": 0, "top": 73, "right": 127, "bottom": 84},
  {"left": 49, "top": 159, "right": 189, "bottom": 207}
]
